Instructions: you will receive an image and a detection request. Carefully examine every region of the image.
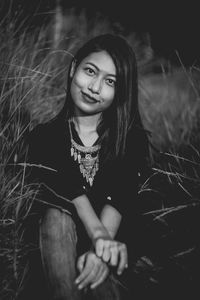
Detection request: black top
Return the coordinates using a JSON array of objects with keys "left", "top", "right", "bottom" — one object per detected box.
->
[{"left": 25, "top": 117, "right": 149, "bottom": 222}]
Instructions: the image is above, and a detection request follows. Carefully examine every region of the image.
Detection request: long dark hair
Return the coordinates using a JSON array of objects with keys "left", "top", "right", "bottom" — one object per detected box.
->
[{"left": 57, "top": 34, "right": 146, "bottom": 160}]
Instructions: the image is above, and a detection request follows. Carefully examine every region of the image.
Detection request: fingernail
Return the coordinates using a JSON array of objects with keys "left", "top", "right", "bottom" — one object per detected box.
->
[
  {"left": 125, "top": 264, "right": 128, "bottom": 268},
  {"left": 78, "top": 285, "right": 82, "bottom": 290},
  {"left": 117, "top": 271, "right": 122, "bottom": 275}
]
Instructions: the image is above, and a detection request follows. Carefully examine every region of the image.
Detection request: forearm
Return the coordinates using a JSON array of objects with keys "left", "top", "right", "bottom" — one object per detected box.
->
[
  {"left": 100, "top": 204, "right": 122, "bottom": 239},
  {"left": 73, "top": 196, "right": 127, "bottom": 272},
  {"left": 72, "top": 194, "right": 111, "bottom": 244}
]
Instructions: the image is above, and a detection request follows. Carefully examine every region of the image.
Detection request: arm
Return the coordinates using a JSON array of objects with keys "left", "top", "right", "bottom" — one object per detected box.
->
[
  {"left": 100, "top": 204, "right": 128, "bottom": 274},
  {"left": 73, "top": 194, "right": 128, "bottom": 275},
  {"left": 100, "top": 204, "right": 122, "bottom": 239},
  {"left": 73, "top": 195, "right": 127, "bottom": 291},
  {"left": 72, "top": 194, "right": 112, "bottom": 244},
  {"left": 73, "top": 194, "right": 112, "bottom": 290}
]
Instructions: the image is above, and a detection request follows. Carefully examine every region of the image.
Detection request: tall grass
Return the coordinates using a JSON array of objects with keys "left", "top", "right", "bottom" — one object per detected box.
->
[
  {"left": 139, "top": 65, "right": 200, "bottom": 155},
  {"left": 1, "top": 6, "right": 200, "bottom": 299},
  {"left": 0, "top": 9, "right": 64, "bottom": 298}
]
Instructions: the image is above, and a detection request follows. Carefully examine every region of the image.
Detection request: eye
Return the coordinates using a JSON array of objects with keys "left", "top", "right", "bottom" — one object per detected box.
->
[
  {"left": 84, "top": 67, "right": 95, "bottom": 76},
  {"left": 106, "top": 78, "right": 116, "bottom": 87}
]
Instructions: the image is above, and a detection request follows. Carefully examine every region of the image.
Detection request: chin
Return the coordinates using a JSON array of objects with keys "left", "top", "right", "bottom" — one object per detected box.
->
[{"left": 75, "top": 104, "right": 101, "bottom": 115}]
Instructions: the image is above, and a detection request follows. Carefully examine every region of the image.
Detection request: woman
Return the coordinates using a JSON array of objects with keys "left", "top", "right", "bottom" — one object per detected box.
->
[{"left": 22, "top": 34, "right": 150, "bottom": 300}]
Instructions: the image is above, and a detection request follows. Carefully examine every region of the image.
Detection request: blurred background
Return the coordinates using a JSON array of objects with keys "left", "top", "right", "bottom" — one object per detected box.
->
[{"left": 1, "top": 0, "right": 200, "bottom": 66}]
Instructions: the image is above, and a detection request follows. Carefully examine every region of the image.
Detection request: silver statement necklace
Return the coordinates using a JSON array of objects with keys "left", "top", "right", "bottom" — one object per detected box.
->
[{"left": 69, "top": 120, "right": 101, "bottom": 186}]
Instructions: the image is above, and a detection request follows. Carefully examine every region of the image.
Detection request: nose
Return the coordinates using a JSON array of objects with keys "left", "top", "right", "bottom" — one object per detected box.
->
[{"left": 88, "top": 77, "right": 102, "bottom": 94}]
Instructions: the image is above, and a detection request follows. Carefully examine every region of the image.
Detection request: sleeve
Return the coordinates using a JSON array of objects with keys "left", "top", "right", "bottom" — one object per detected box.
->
[
  {"left": 102, "top": 158, "right": 139, "bottom": 218},
  {"left": 24, "top": 125, "right": 76, "bottom": 216},
  {"left": 102, "top": 127, "right": 150, "bottom": 218},
  {"left": 101, "top": 129, "right": 150, "bottom": 259}
]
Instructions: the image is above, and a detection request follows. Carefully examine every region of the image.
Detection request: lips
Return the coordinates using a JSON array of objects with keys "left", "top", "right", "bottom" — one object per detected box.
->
[{"left": 82, "top": 92, "right": 100, "bottom": 103}]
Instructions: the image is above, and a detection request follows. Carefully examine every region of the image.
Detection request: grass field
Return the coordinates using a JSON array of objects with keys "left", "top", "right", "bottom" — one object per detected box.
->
[{"left": 1, "top": 7, "right": 200, "bottom": 299}]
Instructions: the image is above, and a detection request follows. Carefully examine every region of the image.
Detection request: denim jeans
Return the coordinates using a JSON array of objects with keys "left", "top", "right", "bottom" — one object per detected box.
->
[{"left": 39, "top": 208, "right": 121, "bottom": 300}]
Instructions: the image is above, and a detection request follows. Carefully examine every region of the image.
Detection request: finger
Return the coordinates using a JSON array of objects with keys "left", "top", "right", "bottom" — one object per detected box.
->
[
  {"left": 95, "top": 238, "right": 104, "bottom": 257},
  {"left": 89, "top": 264, "right": 103, "bottom": 287},
  {"left": 102, "top": 246, "right": 111, "bottom": 263},
  {"left": 75, "top": 262, "right": 91, "bottom": 285},
  {"left": 117, "top": 244, "right": 128, "bottom": 275},
  {"left": 78, "top": 255, "right": 106, "bottom": 290},
  {"left": 90, "top": 268, "right": 109, "bottom": 289},
  {"left": 77, "top": 254, "right": 86, "bottom": 273},
  {"left": 77, "top": 265, "right": 99, "bottom": 290},
  {"left": 109, "top": 246, "right": 118, "bottom": 267}
]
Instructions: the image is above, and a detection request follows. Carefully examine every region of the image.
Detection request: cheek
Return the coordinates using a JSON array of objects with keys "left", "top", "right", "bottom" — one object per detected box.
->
[
  {"left": 102, "top": 88, "right": 115, "bottom": 106},
  {"left": 72, "top": 72, "right": 88, "bottom": 89},
  {"left": 70, "top": 74, "right": 84, "bottom": 98}
]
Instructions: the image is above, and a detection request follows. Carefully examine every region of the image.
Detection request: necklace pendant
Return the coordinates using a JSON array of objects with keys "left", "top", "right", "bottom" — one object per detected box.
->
[
  {"left": 88, "top": 177, "right": 93, "bottom": 186},
  {"left": 74, "top": 151, "right": 78, "bottom": 161},
  {"left": 71, "top": 147, "right": 74, "bottom": 156},
  {"left": 78, "top": 153, "right": 81, "bottom": 163},
  {"left": 85, "top": 153, "right": 92, "bottom": 160}
]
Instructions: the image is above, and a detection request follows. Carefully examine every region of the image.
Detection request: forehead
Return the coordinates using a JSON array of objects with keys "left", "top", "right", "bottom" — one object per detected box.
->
[{"left": 80, "top": 51, "right": 116, "bottom": 75}]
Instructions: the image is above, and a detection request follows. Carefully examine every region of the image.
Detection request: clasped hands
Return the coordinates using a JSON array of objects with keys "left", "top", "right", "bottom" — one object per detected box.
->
[{"left": 75, "top": 238, "right": 128, "bottom": 290}]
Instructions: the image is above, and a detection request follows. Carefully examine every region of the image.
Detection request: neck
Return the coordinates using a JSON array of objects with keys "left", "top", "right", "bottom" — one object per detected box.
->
[{"left": 73, "top": 114, "right": 101, "bottom": 134}]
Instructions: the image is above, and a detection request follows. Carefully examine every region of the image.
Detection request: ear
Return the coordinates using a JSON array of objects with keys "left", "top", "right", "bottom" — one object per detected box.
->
[{"left": 69, "top": 60, "right": 76, "bottom": 78}]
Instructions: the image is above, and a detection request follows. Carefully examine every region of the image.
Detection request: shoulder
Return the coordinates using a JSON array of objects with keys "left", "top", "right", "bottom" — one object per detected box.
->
[
  {"left": 25, "top": 118, "right": 70, "bottom": 164},
  {"left": 27, "top": 118, "right": 68, "bottom": 146},
  {"left": 126, "top": 126, "right": 149, "bottom": 155}
]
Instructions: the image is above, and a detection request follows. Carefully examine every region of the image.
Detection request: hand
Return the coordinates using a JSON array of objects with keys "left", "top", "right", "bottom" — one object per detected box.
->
[
  {"left": 95, "top": 238, "right": 128, "bottom": 275},
  {"left": 75, "top": 251, "right": 109, "bottom": 290}
]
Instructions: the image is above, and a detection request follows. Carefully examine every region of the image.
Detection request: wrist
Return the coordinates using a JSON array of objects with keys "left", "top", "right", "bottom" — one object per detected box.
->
[{"left": 92, "top": 230, "right": 111, "bottom": 246}]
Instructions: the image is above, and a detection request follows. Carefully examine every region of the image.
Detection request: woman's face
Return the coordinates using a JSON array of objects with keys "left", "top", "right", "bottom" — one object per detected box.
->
[{"left": 70, "top": 50, "right": 116, "bottom": 116}]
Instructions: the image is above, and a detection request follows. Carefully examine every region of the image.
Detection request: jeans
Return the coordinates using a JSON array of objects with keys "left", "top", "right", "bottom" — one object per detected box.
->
[{"left": 39, "top": 208, "right": 121, "bottom": 300}]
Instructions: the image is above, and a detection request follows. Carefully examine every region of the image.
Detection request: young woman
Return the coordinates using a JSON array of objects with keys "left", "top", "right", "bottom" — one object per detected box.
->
[{"left": 22, "top": 34, "right": 150, "bottom": 300}]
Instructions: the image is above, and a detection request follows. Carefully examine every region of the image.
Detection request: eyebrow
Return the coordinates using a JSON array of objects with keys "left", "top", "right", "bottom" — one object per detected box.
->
[{"left": 85, "top": 62, "right": 116, "bottom": 78}]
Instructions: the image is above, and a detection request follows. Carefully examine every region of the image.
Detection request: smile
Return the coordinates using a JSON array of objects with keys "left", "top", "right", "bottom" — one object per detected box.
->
[{"left": 82, "top": 92, "right": 100, "bottom": 103}]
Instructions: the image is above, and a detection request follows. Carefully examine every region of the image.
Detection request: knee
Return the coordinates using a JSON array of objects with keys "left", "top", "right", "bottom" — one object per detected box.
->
[{"left": 40, "top": 208, "right": 76, "bottom": 241}]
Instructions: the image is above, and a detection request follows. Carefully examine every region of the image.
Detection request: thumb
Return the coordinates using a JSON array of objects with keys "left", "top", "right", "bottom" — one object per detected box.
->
[{"left": 77, "top": 254, "right": 86, "bottom": 272}]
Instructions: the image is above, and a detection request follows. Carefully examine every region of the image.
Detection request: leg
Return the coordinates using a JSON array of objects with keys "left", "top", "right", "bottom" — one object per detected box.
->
[
  {"left": 87, "top": 273, "right": 121, "bottom": 300},
  {"left": 39, "top": 208, "right": 81, "bottom": 300}
]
